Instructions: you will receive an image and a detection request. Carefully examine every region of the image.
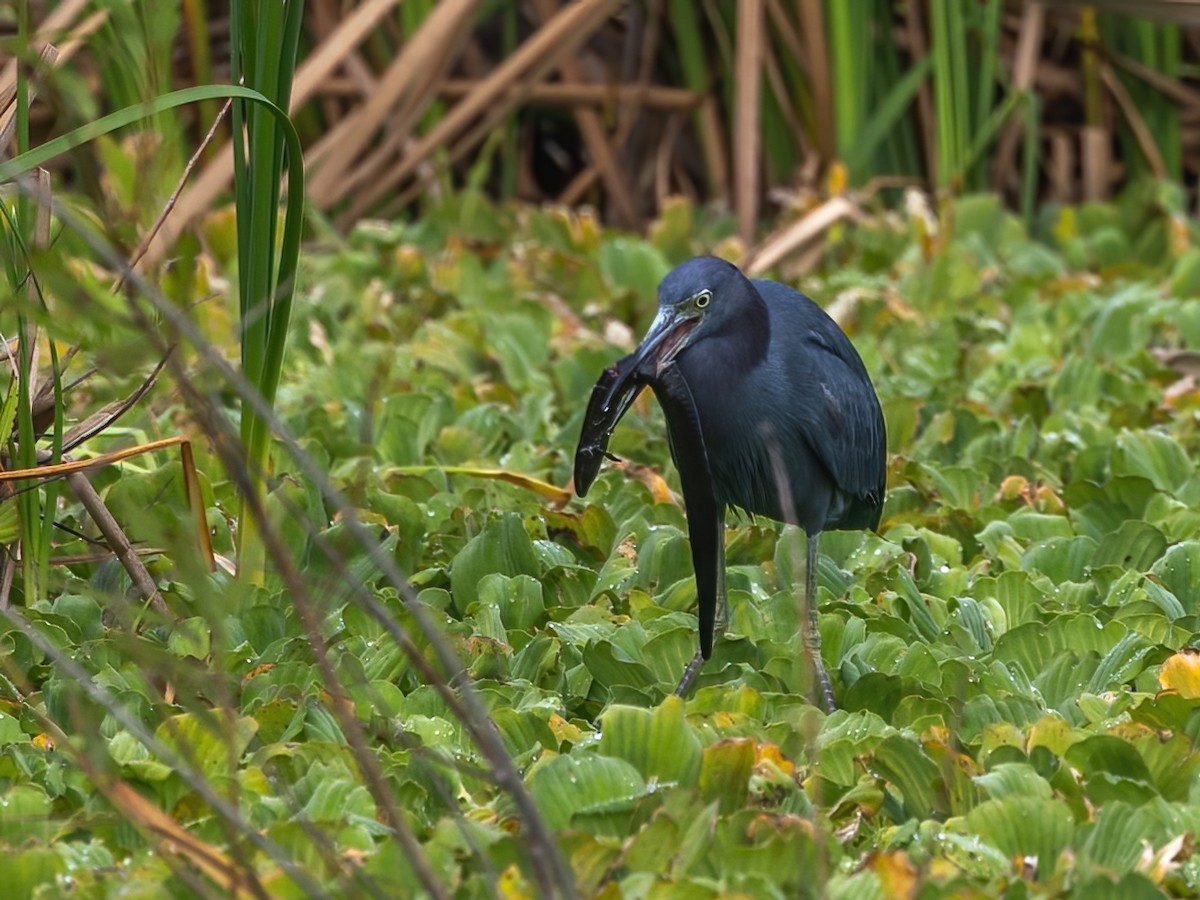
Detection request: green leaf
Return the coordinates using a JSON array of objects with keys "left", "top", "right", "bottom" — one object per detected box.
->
[
  {"left": 1150, "top": 542, "right": 1200, "bottom": 614},
  {"left": 1086, "top": 630, "right": 1154, "bottom": 694},
  {"left": 598, "top": 238, "right": 670, "bottom": 305},
  {"left": 965, "top": 797, "right": 1075, "bottom": 879},
  {"left": 1021, "top": 535, "right": 1097, "bottom": 583},
  {"left": 818, "top": 711, "right": 891, "bottom": 786},
  {"left": 708, "top": 807, "right": 817, "bottom": 888},
  {"left": 108, "top": 731, "right": 173, "bottom": 782},
  {"left": 1094, "top": 520, "right": 1167, "bottom": 570},
  {"left": 639, "top": 625, "right": 699, "bottom": 688},
  {"left": 1111, "top": 430, "right": 1192, "bottom": 494},
  {"left": 1065, "top": 735, "right": 1154, "bottom": 783},
  {"left": 973, "top": 762, "right": 1053, "bottom": 800},
  {"left": 0, "top": 786, "right": 54, "bottom": 843},
  {"left": 240, "top": 603, "right": 289, "bottom": 653},
  {"left": 1066, "top": 735, "right": 1159, "bottom": 805},
  {"left": 0, "top": 847, "right": 62, "bottom": 898},
  {"left": 973, "top": 570, "right": 1046, "bottom": 628},
  {"left": 581, "top": 640, "right": 659, "bottom": 695},
  {"left": 477, "top": 573, "right": 545, "bottom": 632},
  {"left": 867, "top": 735, "right": 940, "bottom": 819},
  {"left": 599, "top": 697, "right": 702, "bottom": 788},
  {"left": 1007, "top": 509, "right": 1074, "bottom": 542},
  {"left": 49, "top": 594, "right": 104, "bottom": 642},
  {"left": 0, "top": 710, "right": 25, "bottom": 745},
  {"left": 890, "top": 568, "right": 941, "bottom": 642},
  {"left": 303, "top": 776, "right": 375, "bottom": 825},
  {"left": 168, "top": 617, "right": 211, "bottom": 660},
  {"left": 699, "top": 738, "right": 756, "bottom": 814},
  {"left": 155, "top": 711, "right": 259, "bottom": 781},
  {"left": 994, "top": 616, "right": 1126, "bottom": 680},
  {"left": 669, "top": 800, "right": 720, "bottom": 880},
  {"left": 527, "top": 753, "right": 648, "bottom": 831},
  {"left": 449, "top": 514, "right": 540, "bottom": 613},
  {"left": 493, "top": 708, "right": 557, "bottom": 763},
  {"left": 1075, "top": 873, "right": 1173, "bottom": 900}
]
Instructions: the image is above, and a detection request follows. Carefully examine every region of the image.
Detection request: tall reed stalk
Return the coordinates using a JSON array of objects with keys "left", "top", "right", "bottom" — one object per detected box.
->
[
  {"left": 229, "top": 0, "right": 306, "bottom": 583},
  {"left": 4, "top": 0, "right": 60, "bottom": 605}
]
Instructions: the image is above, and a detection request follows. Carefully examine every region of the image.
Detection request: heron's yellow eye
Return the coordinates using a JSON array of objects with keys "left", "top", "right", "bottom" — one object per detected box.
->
[{"left": 695, "top": 290, "right": 712, "bottom": 309}]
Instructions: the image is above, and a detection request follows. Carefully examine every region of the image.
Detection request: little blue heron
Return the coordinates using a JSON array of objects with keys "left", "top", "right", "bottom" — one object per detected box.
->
[{"left": 574, "top": 256, "right": 886, "bottom": 708}]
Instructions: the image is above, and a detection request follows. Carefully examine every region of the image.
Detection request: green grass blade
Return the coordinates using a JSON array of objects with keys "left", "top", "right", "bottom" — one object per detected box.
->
[
  {"left": 10, "top": 0, "right": 39, "bottom": 602},
  {"left": 929, "top": 0, "right": 970, "bottom": 190},
  {"left": 669, "top": 0, "right": 718, "bottom": 194},
  {"left": 0, "top": 87, "right": 295, "bottom": 183},
  {"left": 960, "top": 89, "right": 1027, "bottom": 178},
  {"left": 35, "top": 337, "right": 64, "bottom": 593},
  {"left": 229, "top": 0, "right": 305, "bottom": 583},
  {"left": 971, "top": 0, "right": 1003, "bottom": 189},
  {"left": 828, "top": 0, "right": 870, "bottom": 181},
  {"left": 874, "top": 7, "right": 921, "bottom": 177},
  {"left": 929, "top": 0, "right": 955, "bottom": 189},
  {"left": 1021, "top": 90, "right": 1040, "bottom": 221},
  {"left": 844, "top": 55, "right": 932, "bottom": 182}
]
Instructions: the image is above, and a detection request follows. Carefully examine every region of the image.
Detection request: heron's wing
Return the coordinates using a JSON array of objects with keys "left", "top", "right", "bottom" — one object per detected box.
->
[
  {"left": 654, "top": 365, "right": 725, "bottom": 658},
  {"left": 574, "top": 353, "right": 645, "bottom": 496},
  {"left": 754, "top": 280, "right": 886, "bottom": 524},
  {"left": 798, "top": 330, "right": 887, "bottom": 524}
]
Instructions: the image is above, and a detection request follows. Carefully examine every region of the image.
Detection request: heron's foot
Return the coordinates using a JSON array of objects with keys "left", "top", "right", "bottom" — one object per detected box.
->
[
  {"left": 674, "top": 651, "right": 706, "bottom": 697},
  {"left": 812, "top": 655, "right": 837, "bottom": 712},
  {"left": 805, "top": 617, "right": 837, "bottom": 711}
]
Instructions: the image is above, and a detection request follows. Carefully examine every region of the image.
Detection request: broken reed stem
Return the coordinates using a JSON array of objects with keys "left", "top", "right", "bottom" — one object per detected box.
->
[{"left": 65, "top": 468, "right": 170, "bottom": 616}]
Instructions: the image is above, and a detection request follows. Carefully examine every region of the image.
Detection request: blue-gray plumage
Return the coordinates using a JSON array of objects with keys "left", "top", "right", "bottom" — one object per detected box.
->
[{"left": 575, "top": 256, "right": 886, "bottom": 706}]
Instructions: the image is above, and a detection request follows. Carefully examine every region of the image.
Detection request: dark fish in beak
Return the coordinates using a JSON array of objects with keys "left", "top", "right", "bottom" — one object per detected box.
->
[
  {"left": 574, "top": 353, "right": 645, "bottom": 497},
  {"left": 573, "top": 309, "right": 700, "bottom": 496}
]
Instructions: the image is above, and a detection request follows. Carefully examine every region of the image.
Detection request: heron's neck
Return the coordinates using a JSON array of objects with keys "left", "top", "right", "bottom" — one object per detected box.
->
[{"left": 710, "top": 292, "right": 770, "bottom": 376}]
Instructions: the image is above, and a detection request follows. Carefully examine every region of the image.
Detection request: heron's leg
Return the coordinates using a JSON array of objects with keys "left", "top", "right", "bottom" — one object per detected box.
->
[
  {"left": 805, "top": 532, "right": 836, "bottom": 711},
  {"left": 714, "top": 559, "right": 730, "bottom": 639},
  {"left": 674, "top": 578, "right": 729, "bottom": 696},
  {"left": 674, "top": 651, "right": 705, "bottom": 696},
  {"left": 676, "top": 517, "right": 728, "bottom": 697}
]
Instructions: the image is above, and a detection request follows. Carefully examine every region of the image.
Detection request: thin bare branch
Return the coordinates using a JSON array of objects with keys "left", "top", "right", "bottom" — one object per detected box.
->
[
  {"left": 531, "top": 0, "right": 639, "bottom": 228},
  {"left": 735, "top": 0, "right": 765, "bottom": 246},
  {"left": 343, "top": 0, "right": 625, "bottom": 222}
]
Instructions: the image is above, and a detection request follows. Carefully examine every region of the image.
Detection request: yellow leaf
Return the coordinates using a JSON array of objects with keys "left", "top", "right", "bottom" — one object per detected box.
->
[
  {"left": 754, "top": 741, "right": 795, "bottom": 778},
  {"left": 388, "top": 466, "right": 572, "bottom": 506},
  {"left": 242, "top": 663, "right": 275, "bottom": 684},
  {"left": 620, "top": 462, "right": 673, "bottom": 504},
  {"left": 1035, "top": 485, "right": 1065, "bottom": 514},
  {"left": 498, "top": 863, "right": 535, "bottom": 899},
  {"left": 996, "top": 475, "right": 1028, "bottom": 503},
  {"left": 1159, "top": 649, "right": 1200, "bottom": 698},
  {"left": 545, "top": 717, "right": 582, "bottom": 747},
  {"left": 827, "top": 161, "right": 848, "bottom": 196},
  {"left": 1053, "top": 207, "right": 1078, "bottom": 242},
  {"left": 1170, "top": 214, "right": 1190, "bottom": 257},
  {"left": 870, "top": 850, "right": 919, "bottom": 900},
  {"left": 1026, "top": 715, "right": 1076, "bottom": 757},
  {"left": 747, "top": 812, "right": 814, "bottom": 840},
  {"left": 708, "top": 711, "right": 740, "bottom": 729}
]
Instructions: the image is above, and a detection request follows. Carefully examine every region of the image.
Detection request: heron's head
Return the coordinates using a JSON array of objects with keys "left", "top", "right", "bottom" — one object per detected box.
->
[
  {"left": 595, "top": 257, "right": 757, "bottom": 417},
  {"left": 633, "top": 256, "right": 752, "bottom": 375}
]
